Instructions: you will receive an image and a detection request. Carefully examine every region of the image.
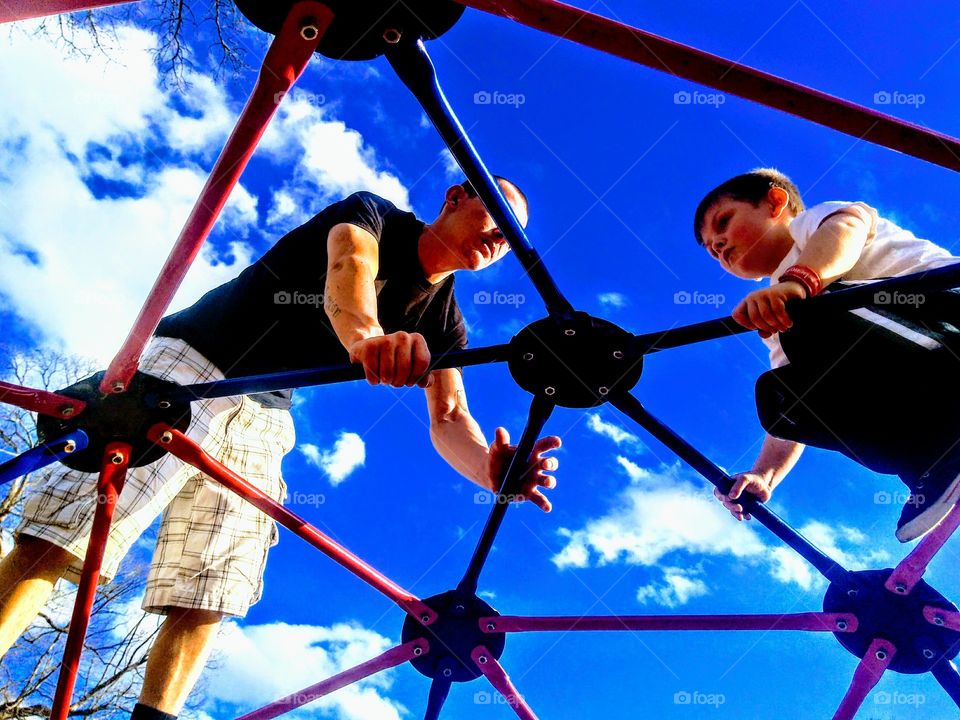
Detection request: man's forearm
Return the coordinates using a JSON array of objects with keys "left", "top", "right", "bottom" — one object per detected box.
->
[
  {"left": 430, "top": 412, "right": 490, "bottom": 490},
  {"left": 753, "top": 433, "right": 805, "bottom": 490}
]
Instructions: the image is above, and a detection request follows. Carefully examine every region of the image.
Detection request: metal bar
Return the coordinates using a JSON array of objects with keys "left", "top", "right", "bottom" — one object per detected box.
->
[
  {"left": 423, "top": 676, "right": 452, "bottom": 720},
  {"left": 0, "top": 430, "right": 89, "bottom": 486},
  {"left": 49, "top": 442, "right": 130, "bottom": 720},
  {"left": 459, "top": 396, "right": 555, "bottom": 594},
  {"left": 156, "top": 344, "right": 512, "bottom": 405},
  {"left": 235, "top": 639, "right": 429, "bottom": 720},
  {"left": 471, "top": 647, "right": 539, "bottom": 720},
  {"left": 932, "top": 659, "right": 960, "bottom": 709},
  {"left": 454, "top": 0, "right": 960, "bottom": 173},
  {"left": 0, "top": 381, "right": 86, "bottom": 419},
  {"left": 0, "top": 0, "right": 136, "bottom": 23},
  {"left": 610, "top": 392, "right": 847, "bottom": 583},
  {"left": 482, "top": 612, "right": 858, "bottom": 634},
  {"left": 634, "top": 262, "right": 960, "bottom": 354},
  {"left": 924, "top": 607, "right": 960, "bottom": 632},
  {"left": 151, "top": 425, "right": 437, "bottom": 625},
  {"left": 100, "top": 2, "right": 333, "bottom": 394},
  {"left": 832, "top": 639, "right": 894, "bottom": 720},
  {"left": 885, "top": 502, "right": 960, "bottom": 596},
  {"left": 387, "top": 39, "right": 574, "bottom": 318}
]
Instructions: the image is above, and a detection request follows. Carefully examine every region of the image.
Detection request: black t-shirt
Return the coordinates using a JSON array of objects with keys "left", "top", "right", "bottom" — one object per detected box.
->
[{"left": 156, "top": 192, "right": 468, "bottom": 409}]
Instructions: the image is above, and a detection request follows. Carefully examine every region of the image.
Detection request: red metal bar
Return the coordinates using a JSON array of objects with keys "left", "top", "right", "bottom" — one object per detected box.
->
[
  {"left": 885, "top": 502, "right": 960, "bottom": 595},
  {"left": 924, "top": 606, "right": 960, "bottom": 632},
  {"left": 0, "top": 381, "right": 86, "bottom": 419},
  {"left": 454, "top": 0, "right": 960, "bottom": 173},
  {"left": 49, "top": 442, "right": 130, "bottom": 720},
  {"left": 149, "top": 424, "right": 437, "bottom": 624},
  {"left": 471, "top": 647, "right": 539, "bottom": 720},
  {"left": 832, "top": 638, "right": 894, "bottom": 720},
  {"left": 0, "top": 0, "right": 136, "bottom": 23},
  {"left": 236, "top": 639, "right": 429, "bottom": 720},
  {"left": 99, "top": 2, "right": 334, "bottom": 394},
  {"left": 482, "top": 612, "right": 858, "bottom": 634}
]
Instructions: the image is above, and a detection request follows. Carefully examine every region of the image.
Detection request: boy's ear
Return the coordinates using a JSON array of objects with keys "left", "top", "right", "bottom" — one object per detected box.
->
[{"left": 767, "top": 186, "right": 790, "bottom": 217}]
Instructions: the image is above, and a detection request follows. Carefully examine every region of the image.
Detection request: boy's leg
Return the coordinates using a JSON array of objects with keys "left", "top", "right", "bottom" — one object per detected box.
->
[
  {"left": 0, "top": 536, "right": 75, "bottom": 657},
  {"left": 138, "top": 607, "right": 224, "bottom": 714}
]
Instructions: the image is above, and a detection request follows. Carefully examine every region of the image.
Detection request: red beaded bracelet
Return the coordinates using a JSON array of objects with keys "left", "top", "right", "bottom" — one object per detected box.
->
[{"left": 778, "top": 264, "right": 823, "bottom": 298}]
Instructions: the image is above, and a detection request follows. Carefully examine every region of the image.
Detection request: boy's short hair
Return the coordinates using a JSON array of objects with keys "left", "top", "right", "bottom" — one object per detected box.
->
[{"left": 693, "top": 168, "right": 805, "bottom": 246}]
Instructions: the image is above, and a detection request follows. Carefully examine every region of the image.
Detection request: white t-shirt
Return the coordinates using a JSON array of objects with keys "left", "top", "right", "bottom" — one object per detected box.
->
[{"left": 764, "top": 201, "right": 959, "bottom": 368}]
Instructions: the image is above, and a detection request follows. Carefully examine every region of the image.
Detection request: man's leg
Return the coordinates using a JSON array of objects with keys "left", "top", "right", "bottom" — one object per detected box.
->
[
  {"left": 0, "top": 536, "right": 74, "bottom": 658},
  {"left": 137, "top": 607, "right": 223, "bottom": 715}
]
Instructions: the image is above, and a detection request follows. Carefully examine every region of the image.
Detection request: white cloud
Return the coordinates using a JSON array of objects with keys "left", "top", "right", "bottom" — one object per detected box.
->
[
  {"left": 301, "top": 432, "right": 366, "bottom": 486},
  {"left": 636, "top": 567, "right": 710, "bottom": 608},
  {"left": 552, "top": 457, "right": 885, "bottom": 594},
  {"left": 439, "top": 147, "right": 461, "bottom": 180},
  {"left": 203, "top": 621, "right": 406, "bottom": 720},
  {"left": 587, "top": 414, "right": 639, "bottom": 446},
  {"left": 598, "top": 292, "right": 628, "bottom": 309}
]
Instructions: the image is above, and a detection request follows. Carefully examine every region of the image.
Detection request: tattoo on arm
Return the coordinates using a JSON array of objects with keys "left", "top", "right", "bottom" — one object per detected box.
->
[{"left": 325, "top": 295, "right": 342, "bottom": 319}]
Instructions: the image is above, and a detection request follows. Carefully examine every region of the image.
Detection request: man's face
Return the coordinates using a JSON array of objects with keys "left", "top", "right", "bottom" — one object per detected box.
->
[
  {"left": 700, "top": 196, "right": 786, "bottom": 279},
  {"left": 444, "top": 184, "right": 528, "bottom": 272}
]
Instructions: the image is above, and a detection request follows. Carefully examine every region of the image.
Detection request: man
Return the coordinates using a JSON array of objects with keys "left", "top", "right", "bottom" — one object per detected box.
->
[{"left": 0, "top": 178, "right": 561, "bottom": 720}]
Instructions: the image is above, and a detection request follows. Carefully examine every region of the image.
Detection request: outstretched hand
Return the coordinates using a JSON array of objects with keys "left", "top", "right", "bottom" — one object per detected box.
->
[
  {"left": 731, "top": 281, "right": 807, "bottom": 338},
  {"left": 485, "top": 427, "right": 561, "bottom": 513},
  {"left": 714, "top": 471, "right": 773, "bottom": 521}
]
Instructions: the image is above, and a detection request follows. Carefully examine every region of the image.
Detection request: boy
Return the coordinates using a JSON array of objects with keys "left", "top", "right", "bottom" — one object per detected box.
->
[{"left": 694, "top": 168, "right": 960, "bottom": 542}]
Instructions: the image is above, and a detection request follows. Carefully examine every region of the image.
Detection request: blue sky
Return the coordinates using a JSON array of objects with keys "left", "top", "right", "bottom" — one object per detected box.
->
[{"left": 2, "top": 1, "right": 960, "bottom": 718}]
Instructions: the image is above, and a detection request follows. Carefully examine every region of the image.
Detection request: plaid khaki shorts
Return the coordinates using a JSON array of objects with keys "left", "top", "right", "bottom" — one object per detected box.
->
[{"left": 17, "top": 337, "right": 296, "bottom": 617}]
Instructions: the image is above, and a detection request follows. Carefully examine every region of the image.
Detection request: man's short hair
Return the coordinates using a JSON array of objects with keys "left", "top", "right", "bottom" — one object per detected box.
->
[
  {"left": 693, "top": 168, "right": 804, "bottom": 246},
  {"left": 442, "top": 176, "right": 528, "bottom": 217}
]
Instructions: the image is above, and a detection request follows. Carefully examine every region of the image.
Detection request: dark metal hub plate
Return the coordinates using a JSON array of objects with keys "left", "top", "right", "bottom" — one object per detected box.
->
[
  {"left": 36, "top": 372, "right": 191, "bottom": 472},
  {"left": 234, "top": 0, "right": 466, "bottom": 61},
  {"left": 401, "top": 590, "right": 506, "bottom": 682},
  {"left": 508, "top": 312, "right": 643, "bottom": 408},
  {"left": 824, "top": 569, "right": 960, "bottom": 674}
]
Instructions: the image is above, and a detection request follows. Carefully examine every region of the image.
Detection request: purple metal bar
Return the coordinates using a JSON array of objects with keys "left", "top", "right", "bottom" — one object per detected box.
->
[
  {"left": 0, "top": 430, "right": 88, "bottom": 487},
  {"left": 482, "top": 612, "right": 858, "bottom": 634},
  {"left": 832, "top": 639, "right": 895, "bottom": 720},
  {"left": 472, "top": 647, "right": 539, "bottom": 720},
  {"left": 235, "top": 639, "right": 429, "bottom": 720},
  {"left": 423, "top": 676, "right": 452, "bottom": 720},
  {"left": 923, "top": 606, "right": 960, "bottom": 632},
  {"left": 100, "top": 2, "right": 332, "bottom": 394},
  {"left": 885, "top": 502, "right": 960, "bottom": 596},
  {"left": 454, "top": 0, "right": 960, "bottom": 173},
  {"left": 932, "top": 659, "right": 960, "bottom": 709},
  {"left": 0, "top": 0, "right": 136, "bottom": 23}
]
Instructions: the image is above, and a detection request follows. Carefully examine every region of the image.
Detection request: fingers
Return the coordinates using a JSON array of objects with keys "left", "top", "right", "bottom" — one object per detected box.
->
[
  {"left": 494, "top": 427, "right": 510, "bottom": 450},
  {"left": 524, "top": 488, "right": 552, "bottom": 513},
  {"left": 411, "top": 335, "right": 431, "bottom": 387},
  {"left": 379, "top": 338, "right": 396, "bottom": 387},
  {"left": 532, "top": 435, "right": 562, "bottom": 456}
]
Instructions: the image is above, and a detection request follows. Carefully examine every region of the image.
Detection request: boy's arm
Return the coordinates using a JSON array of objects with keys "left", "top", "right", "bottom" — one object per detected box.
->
[
  {"left": 733, "top": 206, "right": 874, "bottom": 337},
  {"left": 324, "top": 222, "right": 431, "bottom": 388},
  {"left": 425, "top": 367, "right": 560, "bottom": 512},
  {"left": 716, "top": 433, "right": 806, "bottom": 521}
]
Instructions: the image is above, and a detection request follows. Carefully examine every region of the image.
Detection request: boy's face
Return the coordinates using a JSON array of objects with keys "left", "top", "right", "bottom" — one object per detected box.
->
[{"left": 700, "top": 191, "right": 792, "bottom": 279}]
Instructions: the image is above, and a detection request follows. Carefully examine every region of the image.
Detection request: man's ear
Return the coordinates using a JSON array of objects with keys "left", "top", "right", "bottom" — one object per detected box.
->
[
  {"left": 445, "top": 184, "right": 468, "bottom": 210},
  {"left": 767, "top": 186, "right": 790, "bottom": 218}
]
